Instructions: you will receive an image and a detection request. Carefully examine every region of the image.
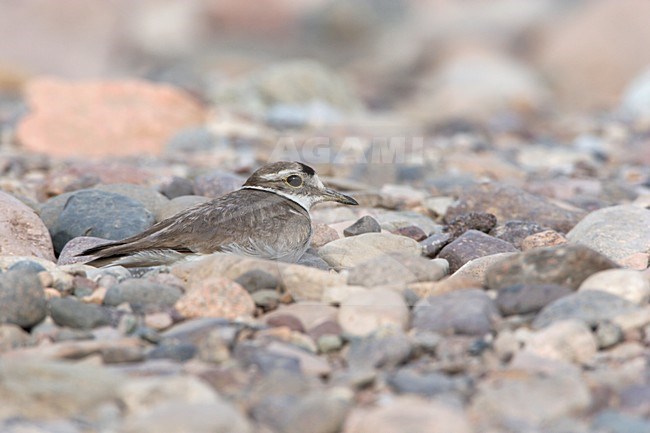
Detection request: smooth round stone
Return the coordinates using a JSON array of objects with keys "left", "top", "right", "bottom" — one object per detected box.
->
[
  {"left": 94, "top": 183, "right": 169, "bottom": 221},
  {"left": 157, "top": 176, "right": 195, "bottom": 199},
  {"left": 387, "top": 368, "right": 465, "bottom": 398},
  {"left": 344, "top": 396, "right": 472, "bottom": 433},
  {"left": 319, "top": 232, "right": 422, "bottom": 269},
  {"left": 104, "top": 279, "right": 183, "bottom": 313},
  {"left": 524, "top": 319, "right": 598, "bottom": 365},
  {"left": 311, "top": 222, "right": 340, "bottom": 248},
  {"left": 595, "top": 321, "right": 623, "bottom": 349},
  {"left": 567, "top": 205, "right": 650, "bottom": 263},
  {"left": 49, "top": 297, "right": 112, "bottom": 329},
  {"left": 234, "top": 269, "right": 279, "bottom": 293},
  {"left": 0, "top": 191, "right": 55, "bottom": 261},
  {"left": 486, "top": 244, "right": 618, "bottom": 291},
  {"left": 412, "top": 289, "right": 501, "bottom": 336},
  {"left": 446, "top": 183, "right": 585, "bottom": 233},
  {"left": 343, "top": 215, "right": 382, "bottom": 237},
  {"left": 532, "top": 290, "right": 638, "bottom": 329},
  {"left": 251, "top": 289, "right": 280, "bottom": 310},
  {"left": 0, "top": 270, "right": 46, "bottom": 328},
  {"left": 347, "top": 253, "right": 447, "bottom": 288},
  {"left": 8, "top": 260, "right": 47, "bottom": 274},
  {"left": 338, "top": 288, "right": 409, "bottom": 337},
  {"left": 50, "top": 190, "right": 155, "bottom": 254},
  {"left": 439, "top": 230, "right": 518, "bottom": 274},
  {"left": 345, "top": 327, "right": 412, "bottom": 370},
  {"left": 281, "top": 264, "right": 346, "bottom": 301},
  {"left": 192, "top": 171, "right": 245, "bottom": 198},
  {"left": 496, "top": 283, "right": 574, "bottom": 316},
  {"left": 578, "top": 268, "right": 650, "bottom": 305},
  {"left": 174, "top": 277, "right": 255, "bottom": 320}
]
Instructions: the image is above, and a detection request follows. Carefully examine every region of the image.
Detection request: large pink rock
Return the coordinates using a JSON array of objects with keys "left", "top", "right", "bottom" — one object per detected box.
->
[
  {"left": 0, "top": 191, "right": 55, "bottom": 262},
  {"left": 534, "top": 0, "right": 650, "bottom": 109},
  {"left": 17, "top": 78, "right": 206, "bottom": 157}
]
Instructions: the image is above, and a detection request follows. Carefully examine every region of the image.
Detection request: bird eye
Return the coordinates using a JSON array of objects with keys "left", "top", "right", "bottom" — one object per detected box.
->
[{"left": 286, "top": 175, "right": 303, "bottom": 187}]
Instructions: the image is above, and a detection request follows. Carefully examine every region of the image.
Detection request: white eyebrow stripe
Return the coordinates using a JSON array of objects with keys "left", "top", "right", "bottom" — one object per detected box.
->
[{"left": 260, "top": 169, "right": 300, "bottom": 180}]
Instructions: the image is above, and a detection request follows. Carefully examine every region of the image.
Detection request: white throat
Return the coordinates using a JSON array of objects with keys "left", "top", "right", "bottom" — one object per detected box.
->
[{"left": 241, "top": 186, "right": 314, "bottom": 213}]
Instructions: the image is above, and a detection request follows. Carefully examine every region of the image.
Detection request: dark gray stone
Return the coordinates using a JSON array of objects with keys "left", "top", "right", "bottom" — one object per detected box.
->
[
  {"left": 345, "top": 327, "right": 412, "bottom": 370},
  {"left": 495, "top": 283, "right": 573, "bottom": 316},
  {"left": 50, "top": 190, "right": 155, "bottom": 254},
  {"left": 420, "top": 232, "right": 452, "bottom": 258},
  {"left": 486, "top": 244, "right": 619, "bottom": 291},
  {"left": 413, "top": 289, "right": 500, "bottom": 336},
  {"left": 387, "top": 368, "right": 468, "bottom": 398},
  {"left": 532, "top": 290, "right": 638, "bottom": 329},
  {"left": 0, "top": 270, "right": 46, "bottom": 328},
  {"left": 103, "top": 279, "right": 183, "bottom": 313},
  {"left": 7, "top": 260, "right": 47, "bottom": 274},
  {"left": 147, "top": 342, "right": 197, "bottom": 361},
  {"left": 235, "top": 269, "right": 280, "bottom": 293},
  {"left": 343, "top": 215, "right": 381, "bottom": 237},
  {"left": 296, "top": 252, "right": 330, "bottom": 270},
  {"left": 49, "top": 297, "right": 112, "bottom": 329},
  {"left": 157, "top": 176, "right": 195, "bottom": 199},
  {"left": 438, "top": 230, "right": 517, "bottom": 273}
]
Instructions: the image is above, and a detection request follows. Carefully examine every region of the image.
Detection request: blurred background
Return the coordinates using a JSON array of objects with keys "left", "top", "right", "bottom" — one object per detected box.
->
[{"left": 1, "top": 0, "right": 649, "bottom": 186}]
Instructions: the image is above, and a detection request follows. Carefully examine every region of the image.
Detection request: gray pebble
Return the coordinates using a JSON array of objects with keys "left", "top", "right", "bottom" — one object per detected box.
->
[
  {"left": 49, "top": 297, "right": 112, "bottom": 329},
  {"left": 343, "top": 215, "right": 381, "bottom": 237},
  {"left": 0, "top": 270, "right": 46, "bottom": 329}
]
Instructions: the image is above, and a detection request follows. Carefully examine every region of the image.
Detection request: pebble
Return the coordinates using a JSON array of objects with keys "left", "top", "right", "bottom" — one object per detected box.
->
[
  {"left": 524, "top": 319, "right": 598, "bottom": 364},
  {"left": 49, "top": 297, "right": 112, "bottom": 329},
  {"left": 104, "top": 279, "right": 183, "bottom": 313},
  {"left": 438, "top": 230, "right": 518, "bottom": 273},
  {"left": 345, "top": 327, "right": 412, "bottom": 370},
  {"left": 280, "top": 263, "right": 347, "bottom": 301},
  {"left": 94, "top": 183, "right": 169, "bottom": 221},
  {"left": 343, "top": 215, "right": 381, "bottom": 237},
  {"left": 174, "top": 276, "right": 255, "bottom": 320},
  {"left": 496, "top": 283, "right": 574, "bottom": 316},
  {"left": 156, "top": 176, "right": 195, "bottom": 199},
  {"left": 338, "top": 288, "right": 409, "bottom": 337},
  {"left": 234, "top": 269, "right": 279, "bottom": 293},
  {"left": 446, "top": 183, "right": 586, "bottom": 233},
  {"left": 391, "top": 225, "right": 428, "bottom": 241},
  {"left": 469, "top": 370, "right": 591, "bottom": 428},
  {"left": 520, "top": 229, "right": 568, "bottom": 251},
  {"left": 532, "top": 290, "right": 638, "bottom": 329},
  {"left": 347, "top": 253, "right": 447, "bottom": 288},
  {"left": 374, "top": 211, "right": 440, "bottom": 235},
  {"left": 420, "top": 232, "right": 452, "bottom": 257},
  {"left": 578, "top": 268, "right": 650, "bottom": 305},
  {"left": 0, "top": 324, "right": 33, "bottom": 353},
  {"left": 344, "top": 396, "right": 472, "bottom": 433},
  {"left": 0, "top": 270, "right": 47, "bottom": 328},
  {"left": 567, "top": 205, "right": 650, "bottom": 263},
  {"left": 311, "top": 222, "right": 340, "bottom": 247},
  {"left": 318, "top": 232, "right": 422, "bottom": 269},
  {"left": 17, "top": 78, "right": 206, "bottom": 157},
  {"left": 387, "top": 368, "right": 467, "bottom": 398},
  {"left": 445, "top": 211, "right": 497, "bottom": 238},
  {"left": 0, "top": 360, "right": 122, "bottom": 420},
  {"left": 192, "top": 171, "right": 245, "bottom": 198},
  {"left": 448, "top": 252, "right": 515, "bottom": 285},
  {"left": 50, "top": 190, "right": 155, "bottom": 254},
  {"left": 263, "top": 302, "right": 338, "bottom": 333},
  {"left": 491, "top": 220, "right": 546, "bottom": 248},
  {"left": 412, "top": 289, "right": 500, "bottom": 336},
  {"left": 486, "top": 244, "right": 618, "bottom": 291},
  {"left": 0, "top": 191, "right": 55, "bottom": 261}
]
